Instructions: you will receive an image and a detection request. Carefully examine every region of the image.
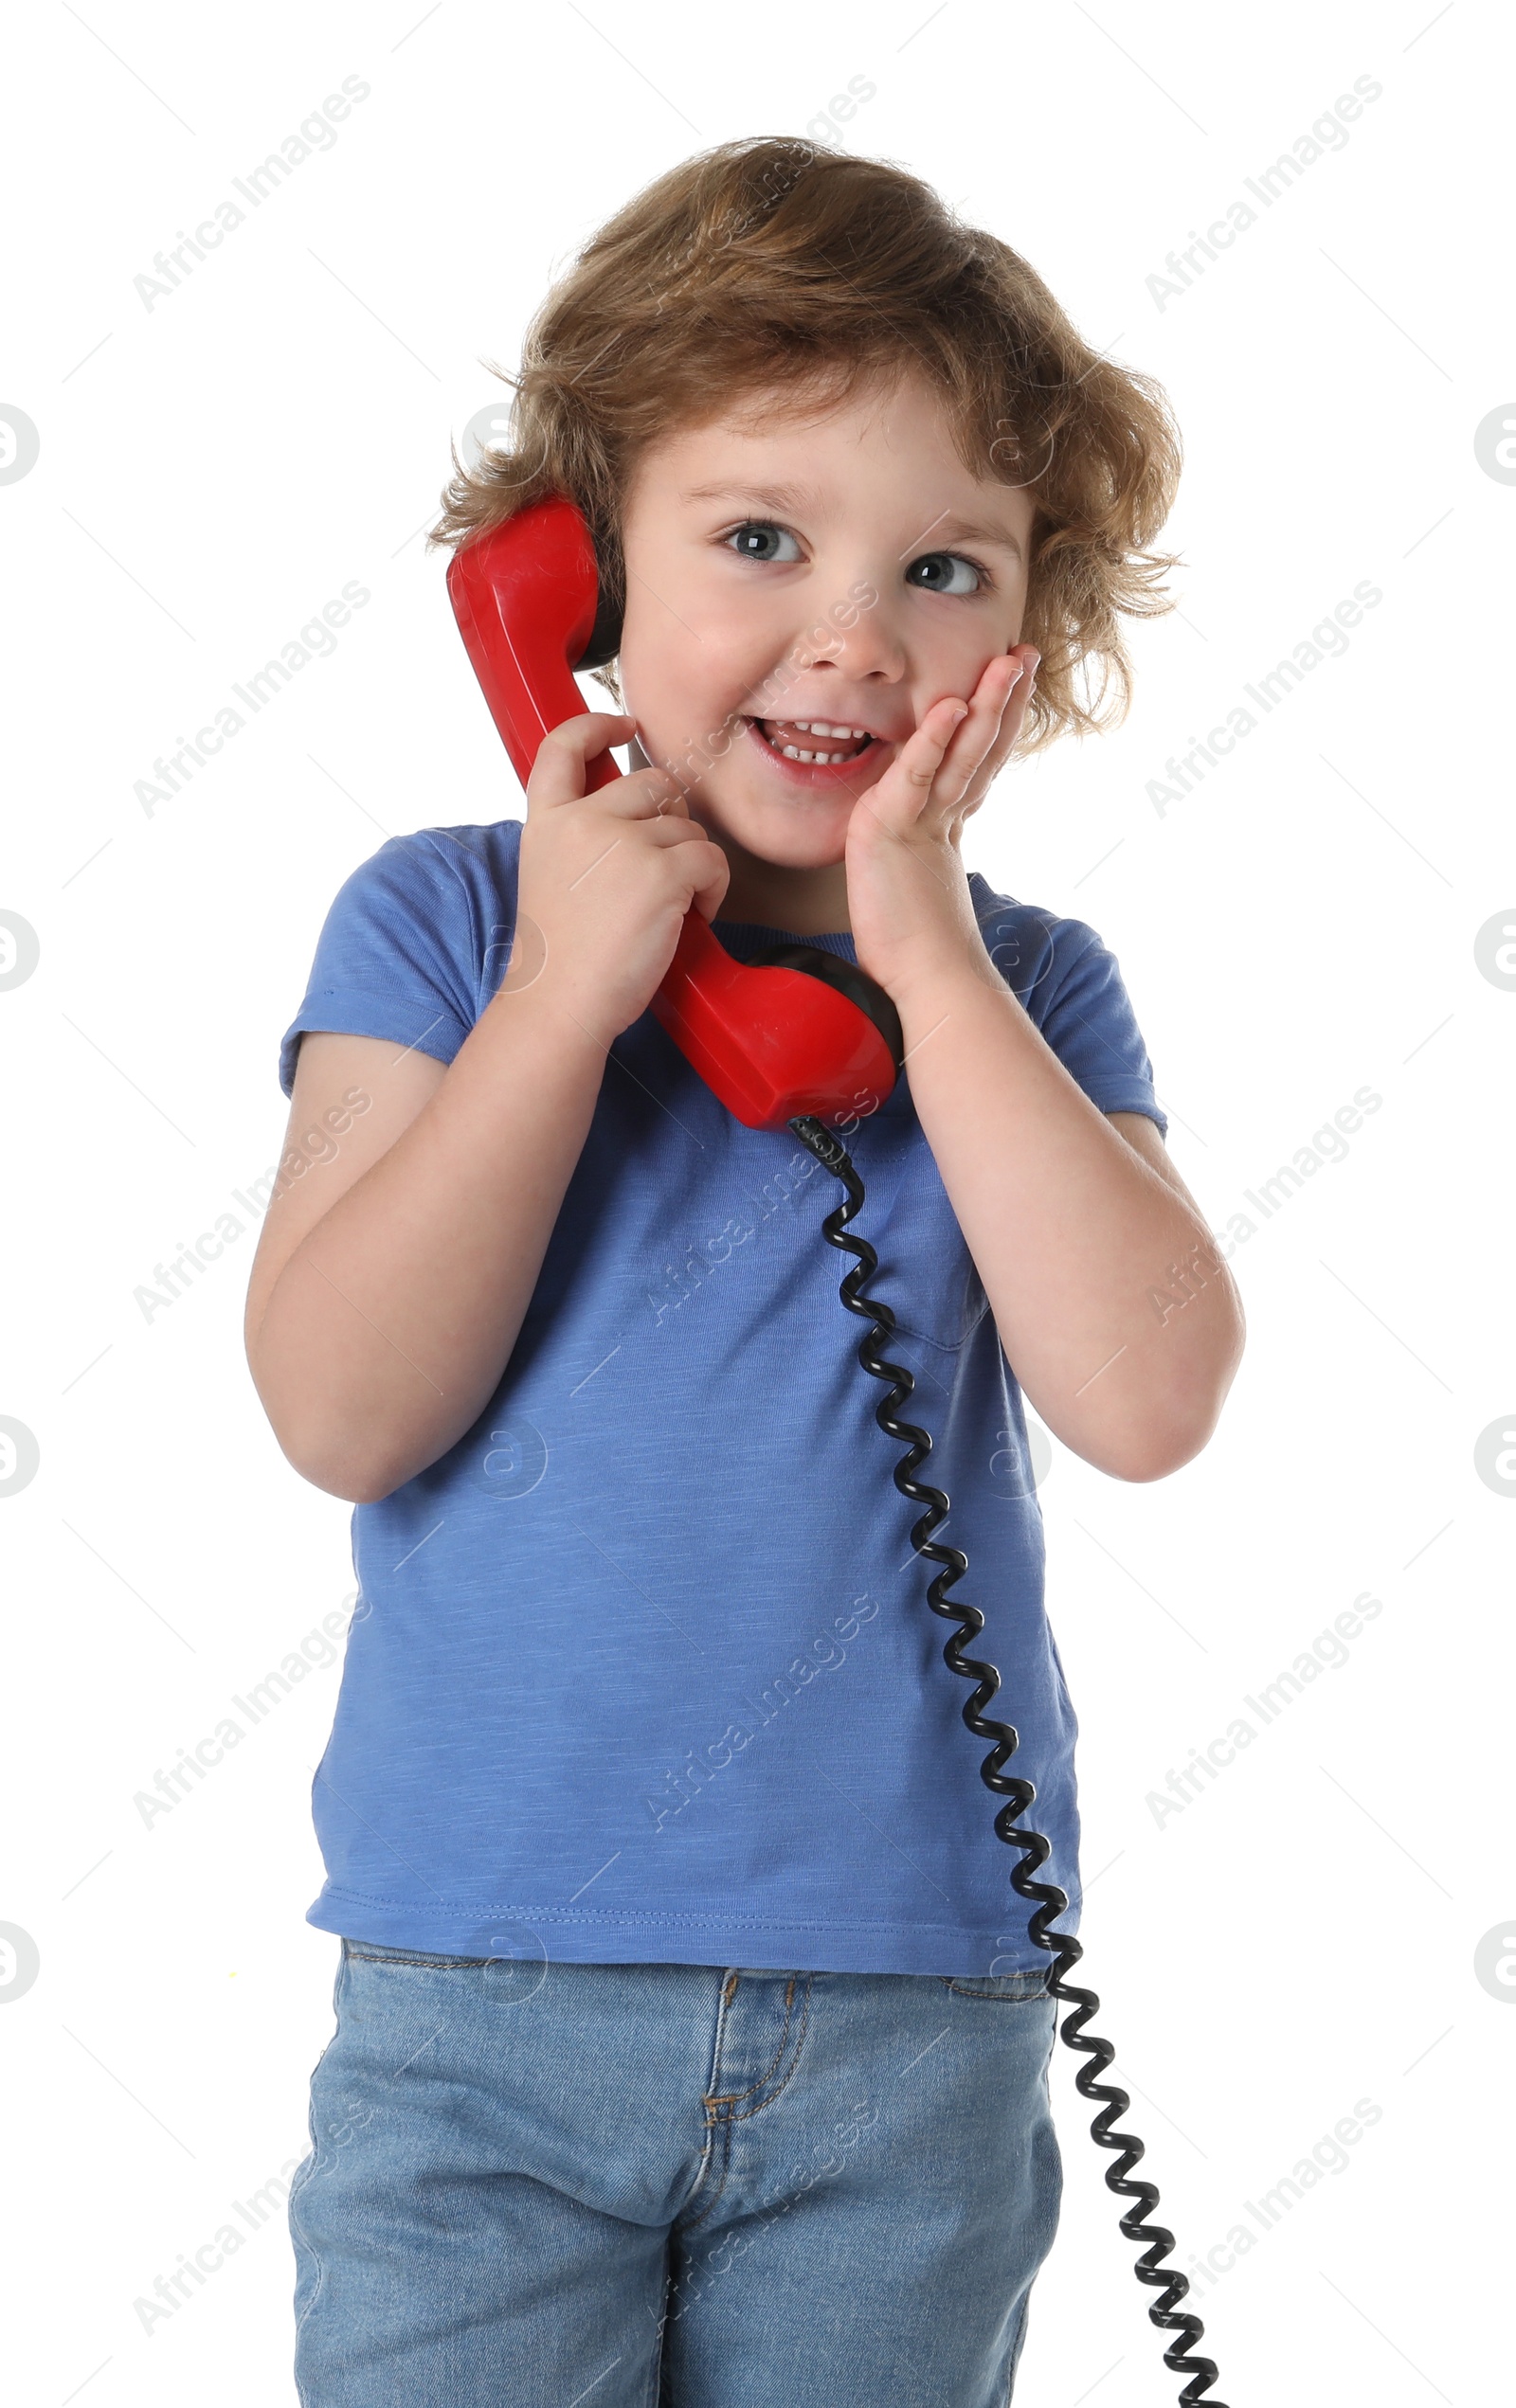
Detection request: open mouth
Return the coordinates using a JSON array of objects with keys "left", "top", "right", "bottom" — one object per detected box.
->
[{"left": 750, "top": 717, "right": 878, "bottom": 765}]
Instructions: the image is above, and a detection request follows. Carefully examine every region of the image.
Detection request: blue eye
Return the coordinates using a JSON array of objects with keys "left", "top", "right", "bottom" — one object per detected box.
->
[
  {"left": 723, "top": 524, "right": 988, "bottom": 591},
  {"left": 906, "top": 551, "right": 985, "bottom": 596},
  {"left": 726, "top": 521, "right": 803, "bottom": 563}
]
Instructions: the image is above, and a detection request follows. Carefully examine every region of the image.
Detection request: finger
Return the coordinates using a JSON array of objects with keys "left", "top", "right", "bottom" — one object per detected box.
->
[
  {"left": 619, "top": 768, "right": 695, "bottom": 821},
  {"left": 996, "top": 646, "right": 1039, "bottom": 734},
  {"left": 552, "top": 767, "right": 691, "bottom": 823},
  {"left": 910, "top": 694, "right": 976, "bottom": 803},
  {"left": 959, "top": 651, "right": 1039, "bottom": 808},
  {"left": 942, "top": 655, "right": 1026, "bottom": 782},
  {"left": 907, "top": 697, "right": 972, "bottom": 788},
  {"left": 529, "top": 718, "right": 689, "bottom": 819},
  {"left": 994, "top": 653, "right": 1038, "bottom": 757},
  {"left": 857, "top": 697, "right": 970, "bottom": 842},
  {"left": 639, "top": 810, "right": 713, "bottom": 846},
  {"left": 526, "top": 713, "right": 641, "bottom": 807},
  {"left": 937, "top": 651, "right": 1038, "bottom": 812},
  {"left": 684, "top": 836, "right": 731, "bottom": 924}
]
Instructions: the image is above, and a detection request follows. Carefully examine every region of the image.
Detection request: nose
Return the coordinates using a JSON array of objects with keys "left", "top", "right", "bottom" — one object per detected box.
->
[{"left": 790, "top": 574, "right": 908, "bottom": 686}]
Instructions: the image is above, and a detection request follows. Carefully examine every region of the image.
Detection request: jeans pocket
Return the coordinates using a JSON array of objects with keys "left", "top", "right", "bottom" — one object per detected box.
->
[
  {"left": 341, "top": 1936, "right": 490, "bottom": 1968},
  {"left": 340, "top": 1932, "right": 550, "bottom": 2006},
  {"left": 938, "top": 1970, "right": 1051, "bottom": 2001}
]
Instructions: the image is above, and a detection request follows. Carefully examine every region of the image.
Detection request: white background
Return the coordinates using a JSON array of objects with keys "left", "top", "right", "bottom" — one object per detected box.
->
[{"left": 3, "top": 2, "right": 1511, "bottom": 2401}]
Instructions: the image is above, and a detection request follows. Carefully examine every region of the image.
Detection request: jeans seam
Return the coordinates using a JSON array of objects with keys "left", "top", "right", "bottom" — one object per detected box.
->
[
  {"left": 702, "top": 1972, "right": 810, "bottom": 2116},
  {"left": 678, "top": 2112, "right": 734, "bottom": 2237},
  {"left": 717, "top": 1973, "right": 813, "bottom": 2126},
  {"left": 289, "top": 1952, "right": 348, "bottom": 2383},
  {"left": 672, "top": 1968, "right": 743, "bottom": 2232},
  {"left": 1003, "top": 2285, "right": 1031, "bottom": 2404},
  {"left": 681, "top": 1969, "right": 812, "bottom": 2237}
]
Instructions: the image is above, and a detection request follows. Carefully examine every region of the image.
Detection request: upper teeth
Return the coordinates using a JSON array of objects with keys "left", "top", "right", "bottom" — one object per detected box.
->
[{"left": 744, "top": 716, "right": 875, "bottom": 763}]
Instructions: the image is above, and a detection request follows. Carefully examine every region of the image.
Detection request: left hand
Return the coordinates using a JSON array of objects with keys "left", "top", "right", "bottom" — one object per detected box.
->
[{"left": 845, "top": 645, "right": 1039, "bottom": 1007}]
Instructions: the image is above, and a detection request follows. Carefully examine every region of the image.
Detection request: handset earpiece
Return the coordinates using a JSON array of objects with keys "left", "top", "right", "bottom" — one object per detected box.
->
[{"left": 447, "top": 494, "right": 623, "bottom": 799}]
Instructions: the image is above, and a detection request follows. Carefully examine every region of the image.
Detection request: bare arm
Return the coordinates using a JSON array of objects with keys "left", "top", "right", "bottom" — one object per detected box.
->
[
  {"left": 244, "top": 1003, "right": 608, "bottom": 1502},
  {"left": 244, "top": 712, "right": 728, "bottom": 1503},
  {"left": 894, "top": 961, "right": 1245, "bottom": 1483}
]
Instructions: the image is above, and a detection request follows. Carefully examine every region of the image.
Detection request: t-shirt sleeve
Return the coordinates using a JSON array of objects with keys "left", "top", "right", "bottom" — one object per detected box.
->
[
  {"left": 277, "top": 832, "right": 484, "bottom": 1100},
  {"left": 1034, "top": 922, "right": 1167, "bottom": 1135},
  {"left": 977, "top": 896, "right": 1167, "bottom": 1137}
]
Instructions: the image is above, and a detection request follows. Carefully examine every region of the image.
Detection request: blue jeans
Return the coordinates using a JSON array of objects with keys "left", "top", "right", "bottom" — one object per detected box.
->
[{"left": 289, "top": 1941, "right": 1061, "bottom": 2406}]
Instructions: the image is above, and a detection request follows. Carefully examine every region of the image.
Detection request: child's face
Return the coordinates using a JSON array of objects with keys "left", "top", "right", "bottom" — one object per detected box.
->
[{"left": 616, "top": 368, "right": 1037, "bottom": 877}]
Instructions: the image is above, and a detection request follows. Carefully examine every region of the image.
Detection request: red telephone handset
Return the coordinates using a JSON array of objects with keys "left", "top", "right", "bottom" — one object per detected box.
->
[{"left": 446, "top": 494, "right": 902, "bottom": 1132}]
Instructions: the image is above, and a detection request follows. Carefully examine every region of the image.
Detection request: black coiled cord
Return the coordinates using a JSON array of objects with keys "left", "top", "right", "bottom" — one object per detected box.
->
[{"left": 790, "top": 1114, "right": 1228, "bottom": 2408}]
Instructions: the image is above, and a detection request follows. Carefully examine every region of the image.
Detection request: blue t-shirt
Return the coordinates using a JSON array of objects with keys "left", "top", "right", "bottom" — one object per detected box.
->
[{"left": 277, "top": 818, "right": 1165, "bottom": 1978}]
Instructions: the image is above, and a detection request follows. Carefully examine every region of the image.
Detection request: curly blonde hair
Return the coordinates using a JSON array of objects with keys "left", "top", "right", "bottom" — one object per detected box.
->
[{"left": 429, "top": 135, "right": 1182, "bottom": 756}]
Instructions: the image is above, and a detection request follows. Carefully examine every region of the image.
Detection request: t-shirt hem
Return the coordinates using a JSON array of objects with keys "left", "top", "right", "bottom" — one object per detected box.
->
[{"left": 305, "top": 1884, "right": 1079, "bottom": 1980}]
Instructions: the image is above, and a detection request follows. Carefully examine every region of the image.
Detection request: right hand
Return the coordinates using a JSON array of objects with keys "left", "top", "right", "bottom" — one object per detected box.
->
[{"left": 514, "top": 712, "right": 731, "bottom": 1047}]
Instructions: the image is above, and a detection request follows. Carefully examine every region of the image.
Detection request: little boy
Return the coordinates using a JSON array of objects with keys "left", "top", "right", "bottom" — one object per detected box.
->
[{"left": 245, "top": 135, "right": 1243, "bottom": 2408}]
